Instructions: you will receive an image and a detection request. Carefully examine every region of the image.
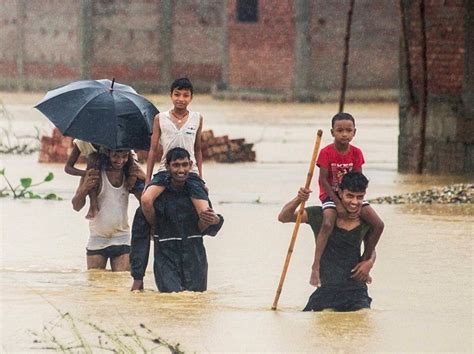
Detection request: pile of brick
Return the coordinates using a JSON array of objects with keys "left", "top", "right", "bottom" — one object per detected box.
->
[
  {"left": 201, "top": 130, "right": 256, "bottom": 163},
  {"left": 38, "top": 128, "right": 86, "bottom": 163},
  {"left": 38, "top": 128, "right": 256, "bottom": 163}
]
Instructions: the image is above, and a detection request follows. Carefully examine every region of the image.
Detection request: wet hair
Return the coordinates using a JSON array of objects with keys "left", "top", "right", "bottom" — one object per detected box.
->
[
  {"left": 339, "top": 171, "right": 369, "bottom": 193},
  {"left": 170, "top": 77, "right": 193, "bottom": 95},
  {"left": 101, "top": 148, "right": 132, "bottom": 174},
  {"left": 331, "top": 112, "right": 355, "bottom": 127},
  {"left": 165, "top": 147, "right": 191, "bottom": 165}
]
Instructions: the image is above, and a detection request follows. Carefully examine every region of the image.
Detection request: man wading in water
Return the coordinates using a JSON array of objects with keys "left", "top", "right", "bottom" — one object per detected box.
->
[
  {"left": 72, "top": 149, "right": 145, "bottom": 271},
  {"left": 130, "top": 147, "right": 223, "bottom": 292},
  {"left": 278, "top": 172, "right": 381, "bottom": 311}
]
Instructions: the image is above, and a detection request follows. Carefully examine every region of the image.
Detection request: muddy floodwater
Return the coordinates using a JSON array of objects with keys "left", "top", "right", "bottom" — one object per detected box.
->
[{"left": 1, "top": 93, "right": 472, "bottom": 353}]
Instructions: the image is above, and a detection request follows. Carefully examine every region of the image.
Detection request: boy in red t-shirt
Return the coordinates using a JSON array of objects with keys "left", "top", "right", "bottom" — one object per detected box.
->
[{"left": 310, "top": 112, "right": 384, "bottom": 287}]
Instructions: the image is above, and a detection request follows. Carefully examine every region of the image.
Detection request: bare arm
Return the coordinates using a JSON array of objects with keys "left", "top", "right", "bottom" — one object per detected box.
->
[
  {"left": 64, "top": 145, "right": 86, "bottom": 177},
  {"left": 360, "top": 206, "right": 384, "bottom": 261},
  {"left": 71, "top": 169, "right": 99, "bottom": 211},
  {"left": 145, "top": 114, "right": 161, "bottom": 185},
  {"left": 197, "top": 207, "right": 221, "bottom": 232},
  {"left": 129, "top": 162, "right": 145, "bottom": 202},
  {"left": 351, "top": 246, "right": 376, "bottom": 283},
  {"left": 277, "top": 187, "right": 311, "bottom": 224},
  {"left": 194, "top": 115, "right": 204, "bottom": 178}
]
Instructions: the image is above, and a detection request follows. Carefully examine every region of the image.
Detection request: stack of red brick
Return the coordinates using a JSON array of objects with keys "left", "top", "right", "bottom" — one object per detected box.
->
[
  {"left": 38, "top": 128, "right": 85, "bottom": 163},
  {"left": 201, "top": 130, "right": 256, "bottom": 163},
  {"left": 39, "top": 128, "right": 256, "bottom": 163}
]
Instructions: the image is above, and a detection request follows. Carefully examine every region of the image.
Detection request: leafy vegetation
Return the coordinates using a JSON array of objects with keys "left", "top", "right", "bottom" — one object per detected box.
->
[
  {"left": 30, "top": 311, "right": 185, "bottom": 353},
  {"left": 0, "top": 168, "right": 61, "bottom": 200}
]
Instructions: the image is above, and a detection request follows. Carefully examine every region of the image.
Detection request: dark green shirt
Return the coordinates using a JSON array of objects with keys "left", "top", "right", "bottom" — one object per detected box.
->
[{"left": 306, "top": 206, "right": 371, "bottom": 290}]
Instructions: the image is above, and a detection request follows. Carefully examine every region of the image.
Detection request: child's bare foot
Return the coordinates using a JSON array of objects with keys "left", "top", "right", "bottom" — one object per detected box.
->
[
  {"left": 309, "top": 268, "right": 321, "bottom": 287},
  {"left": 85, "top": 205, "right": 99, "bottom": 220}
]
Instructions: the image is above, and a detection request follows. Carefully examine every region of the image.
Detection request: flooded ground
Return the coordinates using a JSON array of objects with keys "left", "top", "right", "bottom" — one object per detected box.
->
[{"left": 1, "top": 92, "right": 472, "bottom": 352}]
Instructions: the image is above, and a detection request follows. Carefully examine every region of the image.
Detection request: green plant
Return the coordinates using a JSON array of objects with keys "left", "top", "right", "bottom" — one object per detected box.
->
[
  {"left": 29, "top": 312, "right": 185, "bottom": 353},
  {"left": 0, "top": 168, "right": 61, "bottom": 200}
]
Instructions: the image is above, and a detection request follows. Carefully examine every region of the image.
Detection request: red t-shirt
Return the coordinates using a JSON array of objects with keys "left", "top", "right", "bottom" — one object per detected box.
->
[{"left": 316, "top": 143, "right": 365, "bottom": 202}]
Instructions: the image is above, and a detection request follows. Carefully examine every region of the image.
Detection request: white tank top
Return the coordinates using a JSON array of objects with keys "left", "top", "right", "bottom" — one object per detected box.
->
[
  {"left": 87, "top": 170, "right": 130, "bottom": 250},
  {"left": 157, "top": 109, "right": 200, "bottom": 173}
]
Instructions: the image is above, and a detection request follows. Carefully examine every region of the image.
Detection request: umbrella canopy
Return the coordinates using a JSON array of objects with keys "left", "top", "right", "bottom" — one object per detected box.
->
[{"left": 35, "top": 79, "right": 159, "bottom": 150}]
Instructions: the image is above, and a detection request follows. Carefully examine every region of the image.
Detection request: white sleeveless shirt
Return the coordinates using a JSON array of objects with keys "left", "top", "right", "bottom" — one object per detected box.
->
[
  {"left": 87, "top": 170, "right": 130, "bottom": 250},
  {"left": 157, "top": 109, "right": 200, "bottom": 173}
]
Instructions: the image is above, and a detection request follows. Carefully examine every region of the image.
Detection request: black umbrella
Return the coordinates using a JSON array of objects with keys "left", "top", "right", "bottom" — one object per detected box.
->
[{"left": 35, "top": 79, "right": 159, "bottom": 150}]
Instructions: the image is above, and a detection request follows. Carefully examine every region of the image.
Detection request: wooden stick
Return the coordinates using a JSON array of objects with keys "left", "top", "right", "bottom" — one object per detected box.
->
[
  {"left": 338, "top": 0, "right": 355, "bottom": 113},
  {"left": 271, "top": 129, "right": 323, "bottom": 311}
]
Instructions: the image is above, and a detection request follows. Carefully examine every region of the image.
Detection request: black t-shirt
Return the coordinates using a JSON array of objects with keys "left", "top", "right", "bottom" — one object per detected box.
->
[{"left": 305, "top": 206, "right": 370, "bottom": 290}]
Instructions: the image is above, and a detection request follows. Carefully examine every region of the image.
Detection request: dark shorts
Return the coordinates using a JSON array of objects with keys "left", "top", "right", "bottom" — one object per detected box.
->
[
  {"left": 150, "top": 171, "right": 208, "bottom": 200},
  {"left": 321, "top": 197, "right": 370, "bottom": 210},
  {"left": 303, "top": 287, "right": 372, "bottom": 312},
  {"left": 86, "top": 245, "right": 130, "bottom": 259}
]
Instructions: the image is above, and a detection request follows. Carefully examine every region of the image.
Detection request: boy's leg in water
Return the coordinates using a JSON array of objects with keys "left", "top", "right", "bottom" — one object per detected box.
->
[
  {"left": 86, "top": 152, "right": 100, "bottom": 220},
  {"left": 311, "top": 207, "right": 337, "bottom": 287},
  {"left": 110, "top": 253, "right": 130, "bottom": 272},
  {"left": 141, "top": 185, "right": 165, "bottom": 229},
  {"left": 87, "top": 255, "right": 107, "bottom": 270}
]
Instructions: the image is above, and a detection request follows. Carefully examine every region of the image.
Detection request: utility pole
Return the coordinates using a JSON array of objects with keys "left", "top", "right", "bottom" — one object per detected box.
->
[{"left": 339, "top": 0, "right": 355, "bottom": 113}]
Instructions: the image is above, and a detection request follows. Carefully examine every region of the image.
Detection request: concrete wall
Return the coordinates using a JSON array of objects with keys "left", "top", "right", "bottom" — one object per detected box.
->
[
  {"left": 225, "top": 0, "right": 399, "bottom": 98},
  {"left": 1, "top": 0, "right": 400, "bottom": 96},
  {"left": 398, "top": 0, "right": 473, "bottom": 174},
  {"left": 0, "top": 0, "right": 81, "bottom": 90},
  {"left": 0, "top": 0, "right": 225, "bottom": 92},
  {"left": 309, "top": 0, "right": 399, "bottom": 92}
]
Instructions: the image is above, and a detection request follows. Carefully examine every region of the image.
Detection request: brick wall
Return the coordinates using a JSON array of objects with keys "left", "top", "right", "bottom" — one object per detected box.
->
[
  {"left": 227, "top": 0, "right": 295, "bottom": 92},
  {"left": 309, "top": 0, "right": 399, "bottom": 91},
  {"left": 0, "top": 0, "right": 407, "bottom": 96},
  {"left": 0, "top": 0, "right": 225, "bottom": 92},
  {"left": 398, "top": 0, "right": 473, "bottom": 174},
  {"left": 91, "top": 0, "right": 161, "bottom": 86},
  {"left": 171, "top": 0, "right": 223, "bottom": 84},
  {"left": 0, "top": 0, "right": 81, "bottom": 90}
]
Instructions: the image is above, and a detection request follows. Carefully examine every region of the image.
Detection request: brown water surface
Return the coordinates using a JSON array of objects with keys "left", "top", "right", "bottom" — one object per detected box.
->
[{"left": 1, "top": 93, "right": 472, "bottom": 352}]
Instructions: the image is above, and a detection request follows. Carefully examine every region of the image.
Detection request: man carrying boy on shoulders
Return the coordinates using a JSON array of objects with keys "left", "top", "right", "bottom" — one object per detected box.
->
[
  {"left": 130, "top": 147, "right": 223, "bottom": 292},
  {"left": 72, "top": 148, "right": 145, "bottom": 271},
  {"left": 278, "top": 172, "right": 380, "bottom": 311}
]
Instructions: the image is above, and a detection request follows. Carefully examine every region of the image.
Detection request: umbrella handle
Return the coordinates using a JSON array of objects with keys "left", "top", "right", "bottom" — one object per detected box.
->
[{"left": 110, "top": 78, "right": 115, "bottom": 91}]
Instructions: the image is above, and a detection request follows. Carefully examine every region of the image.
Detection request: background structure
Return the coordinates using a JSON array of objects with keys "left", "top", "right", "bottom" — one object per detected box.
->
[{"left": 1, "top": 0, "right": 472, "bottom": 174}]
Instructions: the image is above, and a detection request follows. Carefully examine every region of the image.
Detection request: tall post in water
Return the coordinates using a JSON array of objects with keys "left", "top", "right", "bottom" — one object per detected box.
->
[
  {"left": 417, "top": 0, "right": 428, "bottom": 174},
  {"left": 80, "top": 0, "right": 93, "bottom": 80},
  {"left": 159, "top": 0, "right": 173, "bottom": 90},
  {"left": 339, "top": 0, "right": 355, "bottom": 113},
  {"left": 293, "top": 0, "right": 311, "bottom": 101}
]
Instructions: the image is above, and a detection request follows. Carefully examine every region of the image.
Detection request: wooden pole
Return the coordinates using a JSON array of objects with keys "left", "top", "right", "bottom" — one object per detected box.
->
[
  {"left": 417, "top": 0, "right": 428, "bottom": 174},
  {"left": 339, "top": 0, "right": 355, "bottom": 113},
  {"left": 271, "top": 129, "right": 323, "bottom": 311}
]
